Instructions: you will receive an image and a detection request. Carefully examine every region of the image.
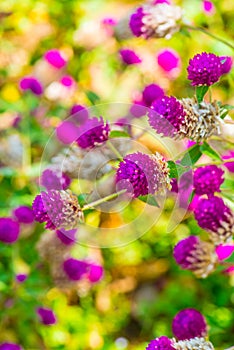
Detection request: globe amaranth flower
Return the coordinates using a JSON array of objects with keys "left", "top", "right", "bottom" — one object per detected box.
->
[
  {"left": 37, "top": 307, "right": 57, "bottom": 325},
  {"left": 13, "top": 206, "right": 34, "bottom": 224},
  {"left": 220, "top": 56, "right": 233, "bottom": 74},
  {"left": 194, "top": 196, "right": 234, "bottom": 245},
  {"left": 44, "top": 49, "right": 67, "bottom": 69},
  {"left": 202, "top": 1, "right": 215, "bottom": 16},
  {"left": 19, "top": 76, "right": 43, "bottom": 95},
  {"left": 187, "top": 53, "right": 223, "bottom": 86},
  {"left": 0, "top": 218, "right": 20, "bottom": 244},
  {"left": 142, "top": 84, "right": 164, "bottom": 107},
  {"left": 173, "top": 337, "right": 214, "bottom": 350},
  {"left": 116, "top": 152, "right": 171, "bottom": 198},
  {"left": 70, "top": 104, "right": 89, "bottom": 124},
  {"left": 149, "top": 96, "right": 186, "bottom": 138},
  {"left": 41, "top": 169, "right": 71, "bottom": 191},
  {"left": 76, "top": 117, "right": 110, "bottom": 149},
  {"left": 63, "top": 258, "right": 89, "bottom": 281},
  {"left": 56, "top": 120, "right": 80, "bottom": 144},
  {"left": 193, "top": 165, "right": 224, "bottom": 196},
  {"left": 129, "top": 3, "right": 182, "bottom": 39},
  {"left": 216, "top": 244, "right": 234, "bottom": 261},
  {"left": 172, "top": 308, "right": 207, "bottom": 340},
  {"left": 222, "top": 150, "right": 234, "bottom": 172},
  {"left": 32, "top": 190, "right": 83, "bottom": 230},
  {"left": 0, "top": 343, "right": 22, "bottom": 350},
  {"left": 146, "top": 336, "right": 174, "bottom": 350},
  {"left": 157, "top": 48, "right": 181, "bottom": 73},
  {"left": 173, "top": 236, "right": 217, "bottom": 278},
  {"left": 15, "top": 273, "right": 28, "bottom": 283},
  {"left": 119, "top": 49, "right": 142, "bottom": 65},
  {"left": 88, "top": 263, "right": 104, "bottom": 283}
]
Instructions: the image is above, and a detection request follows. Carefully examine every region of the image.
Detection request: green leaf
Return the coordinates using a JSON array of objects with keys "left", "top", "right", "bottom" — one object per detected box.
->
[
  {"left": 167, "top": 161, "right": 189, "bottom": 179},
  {"left": 179, "top": 27, "right": 191, "bottom": 38},
  {"left": 85, "top": 91, "right": 100, "bottom": 105},
  {"left": 196, "top": 86, "right": 209, "bottom": 103},
  {"left": 138, "top": 194, "right": 160, "bottom": 207},
  {"left": 109, "top": 130, "right": 130, "bottom": 138},
  {"left": 188, "top": 190, "right": 195, "bottom": 204},
  {"left": 77, "top": 193, "right": 89, "bottom": 206},
  {"left": 200, "top": 141, "right": 221, "bottom": 160},
  {"left": 220, "top": 104, "right": 234, "bottom": 111},
  {"left": 180, "top": 144, "right": 202, "bottom": 166}
]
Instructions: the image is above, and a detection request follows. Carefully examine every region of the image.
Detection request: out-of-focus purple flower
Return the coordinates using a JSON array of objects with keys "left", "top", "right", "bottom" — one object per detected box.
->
[
  {"left": 56, "top": 228, "right": 77, "bottom": 245},
  {"left": 102, "top": 17, "right": 117, "bottom": 26},
  {"left": 157, "top": 48, "right": 181, "bottom": 73},
  {"left": 129, "top": 102, "right": 148, "bottom": 118},
  {"left": 70, "top": 104, "right": 89, "bottom": 124},
  {"left": 172, "top": 308, "right": 207, "bottom": 340},
  {"left": 224, "top": 266, "right": 234, "bottom": 275},
  {"left": 202, "top": 1, "right": 215, "bottom": 15},
  {"left": 37, "top": 307, "right": 57, "bottom": 325},
  {"left": 13, "top": 206, "right": 34, "bottom": 224},
  {"left": 60, "top": 75, "right": 75, "bottom": 87},
  {"left": 0, "top": 342, "right": 22, "bottom": 350},
  {"left": 194, "top": 196, "right": 234, "bottom": 244},
  {"left": 187, "top": 52, "right": 222, "bottom": 86},
  {"left": 119, "top": 49, "right": 142, "bottom": 65},
  {"left": 216, "top": 244, "right": 234, "bottom": 261},
  {"left": 15, "top": 273, "right": 28, "bottom": 283},
  {"left": 63, "top": 258, "right": 89, "bottom": 281},
  {"left": 220, "top": 56, "right": 233, "bottom": 74},
  {"left": 146, "top": 336, "right": 174, "bottom": 350},
  {"left": 153, "top": 0, "right": 170, "bottom": 4},
  {"left": 142, "top": 84, "right": 164, "bottom": 107},
  {"left": 88, "top": 263, "right": 104, "bottom": 283},
  {"left": 193, "top": 165, "right": 224, "bottom": 196},
  {"left": 76, "top": 117, "right": 110, "bottom": 149},
  {"left": 19, "top": 77, "right": 43, "bottom": 95},
  {"left": 56, "top": 120, "right": 80, "bottom": 144},
  {"left": 41, "top": 169, "right": 71, "bottom": 191},
  {"left": 32, "top": 194, "right": 55, "bottom": 230},
  {"left": 149, "top": 96, "right": 186, "bottom": 137},
  {"left": 222, "top": 150, "right": 234, "bottom": 172},
  {"left": 116, "top": 152, "right": 171, "bottom": 198},
  {"left": 44, "top": 49, "right": 67, "bottom": 69},
  {"left": 0, "top": 218, "right": 20, "bottom": 244}
]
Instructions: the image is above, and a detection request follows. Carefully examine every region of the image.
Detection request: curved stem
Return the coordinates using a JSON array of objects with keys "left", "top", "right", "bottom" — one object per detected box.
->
[{"left": 82, "top": 189, "right": 127, "bottom": 210}]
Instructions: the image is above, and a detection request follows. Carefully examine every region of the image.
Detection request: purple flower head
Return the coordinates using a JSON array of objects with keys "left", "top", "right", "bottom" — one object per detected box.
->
[
  {"left": 203, "top": 1, "right": 215, "bottom": 15},
  {"left": 174, "top": 236, "right": 199, "bottom": 270},
  {"left": 142, "top": 84, "right": 164, "bottom": 107},
  {"left": 44, "top": 49, "right": 67, "bottom": 69},
  {"left": 60, "top": 75, "right": 74, "bottom": 87},
  {"left": 15, "top": 273, "right": 28, "bottom": 283},
  {"left": 37, "top": 307, "right": 57, "bottom": 325},
  {"left": 32, "top": 194, "right": 55, "bottom": 229},
  {"left": 102, "top": 17, "right": 117, "bottom": 26},
  {"left": 172, "top": 308, "right": 207, "bottom": 340},
  {"left": 70, "top": 104, "right": 89, "bottom": 124},
  {"left": 194, "top": 196, "right": 234, "bottom": 244},
  {"left": 0, "top": 343, "right": 22, "bottom": 350},
  {"left": 41, "top": 169, "right": 71, "bottom": 191},
  {"left": 19, "top": 76, "right": 43, "bottom": 95},
  {"left": 56, "top": 228, "right": 77, "bottom": 245},
  {"left": 0, "top": 218, "right": 20, "bottom": 244},
  {"left": 129, "top": 7, "right": 145, "bottom": 37},
  {"left": 220, "top": 56, "right": 233, "bottom": 75},
  {"left": 193, "top": 165, "right": 224, "bottom": 196},
  {"left": 222, "top": 150, "right": 234, "bottom": 172},
  {"left": 216, "top": 244, "right": 234, "bottom": 261},
  {"left": 157, "top": 49, "right": 181, "bottom": 73},
  {"left": 88, "top": 263, "right": 104, "bottom": 283},
  {"left": 146, "top": 336, "right": 174, "bottom": 350},
  {"left": 149, "top": 96, "right": 186, "bottom": 137},
  {"left": 116, "top": 152, "right": 170, "bottom": 198},
  {"left": 119, "top": 49, "right": 142, "bottom": 65},
  {"left": 13, "top": 206, "right": 34, "bottom": 224},
  {"left": 154, "top": 0, "right": 170, "bottom": 3},
  {"left": 129, "top": 102, "right": 148, "bottom": 118},
  {"left": 56, "top": 120, "right": 80, "bottom": 144},
  {"left": 76, "top": 117, "right": 110, "bottom": 149},
  {"left": 63, "top": 258, "right": 89, "bottom": 281},
  {"left": 187, "top": 52, "right": 222, "bottom": 86}
]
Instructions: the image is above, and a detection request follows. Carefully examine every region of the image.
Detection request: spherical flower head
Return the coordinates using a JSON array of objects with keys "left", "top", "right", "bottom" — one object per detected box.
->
[
  {"left": 174, "top": 236, "right": 199, "bottom": 269},
  {"left": 149, "top": 96, "right": 186, "bottom": 137},
  {"left": 172, "top": 308, "right": 207, "bottom": 340},
  {"left": 119, "top": 49, "right": 142, "bottom": 65},
  {"left": 88, "top": 263, "right": 104, "bottom": 283},
  {"left": 222, "top": 150, "right": 234, "bottom": 172},
  {"left": 187, "top": 52, "right": 222, "bottom": 86},
  {"left": 76, "top": 117, "right": 110, "bottom": 149},
  {"left": 63, "top": 258, "right": 89, "bottom": 281},
  {"left": 116, "top": 152, "right": 171, "bottom": 198},
  {"left": 203, "top": 1, "right": 215, "bottom": 15},
  {"left": 60, "top": 75, "right": 75, "bottom": 87},
  {"left": 142, "top": 84, "right": 164, "bottom": 107},
  {"left": 32, "top": 194, "right": 55, "bottom": 229},
  {"left": 146, "top": 336, "right": 174, "bottom": 350},
  {"left": 0, "top": 343, "right": 22, "bottom": 350},
  {"left": 19, "top": 76, "right": 43, "bottom": 95},
  {"left": 56, "top": 120, "right": 80, "bottom": 144},
  {"left": 220, "top": 56, "right": 233, "bottom": 74},
  {"left": 13, "top": 206, "right": 34, "bottom": 224},
  {"left": 157, "top": 49, "right": 181, "bottom": 73},
  {"left": 37, "top": 307, "right": 57, "bottom": 325},
  {"left": 70, "top": 104, "right": 89, "bottom": 124},
  {"left": 41, "top": 169, "right": 71, "bottom": 191},
  {"left": 56, "top": 228, "right": 77, "bottom": 245},
  {"left": 216, "top": 244, "right": 234, "bottom": 261},
  {"left": 44, "top": 49, "right": 67, "bottom": 69},
  {"left": 0, "top": 218, "right": 20, "bottom": 244},
  {"left": 129, "top": 7, "right": 145, "bottom": 37},
  {"left": 154, "top": 0, "right": 170, "bottom": 4},
  {"left": 193, "top": 165, "right": 224, "bottom": 196},
  {"left": 15, "top": 273, "right": 28, "bottom": 283}
]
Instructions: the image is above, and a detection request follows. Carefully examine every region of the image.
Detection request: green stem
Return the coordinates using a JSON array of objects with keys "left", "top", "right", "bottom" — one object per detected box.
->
[
  {"left": 82, "top": 189, "right": 127, "bottom": 210},
  {"left": 106, "top": 140, "right": 123, "bottom": 161},
  {"left": 183, "top": 25, "right": 234, "bottom": 50},
  {"left": 193, "top": 158, "right": 234, "bottom": 168}
]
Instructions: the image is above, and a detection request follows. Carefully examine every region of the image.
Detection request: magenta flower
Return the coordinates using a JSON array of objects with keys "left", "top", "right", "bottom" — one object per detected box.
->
[
  {"left": 44, "top": 49, "right": 67, "bottom": 69},
  {"left": 0, "top": 343, "right": 22, "bottom": 350},
  {"left": 37, "top": 307, "right": 57, "bottom": 325},
  {"left": 187, "top": 52, "right": 222, "bottom": 86},
  {"left": 63, "top": 258, "right": 89, "bottom": 281},
  {"left": 60, "top": 75, "right": 75, "bottom": 87},
  {"left": 157, "top": 49, "right": 181, "bottom": 73},
  {"left": 19, "top": 76, "right": 43, "bottom": 95},
  {"left": 76, "top": 117, "right": 110, "bottom": 149},
  {"left": 142, "top": 84, "right": 164, "bottom": 107},
  {"left": 56, "top": 120, "right": 80, "bottom": 144},
  {"left": 119, "top": 49, "right": 142, "bottom": 65},
  {"left": 193, "top": 165, "right": 224, "bottom": 196},
  {"left": 88, "top": 264, "right": 104, "bottom": 283},
  {"left": 102, "top": 17, "right": 117, "bottom": 26},
  {"left": 129, "top": 7, "right": 145, "bottom": 38},
  {"left": 146, "top": 336, "right": 174, "bottom": 350},
  {"left": 70, "top": 104, "right": 89, "bottom": 124},
  {"left": 32, "top": 194, "right": 55, "bottom": 230},
  {"left": 220, "top": 56, "right": 233, "bottom": 74},
  {"left": 172, "top": 308, "right": 207, "bottom": 340},
  {"left": 15, "top": 273, "right": 28, "bottom": 283},
  {"left": 56, "top": 228, "right": 77, "bottom": 245},
  {"left": 216, "top": 244, "right": 234, "bottom": 261},
  {"left": 222, "top": 150, "right": 234, "bottom": 172},
  {"left": 13, "top": 206, "right": 34, "bottom": 224},
  {"left": 41, "top": 169, "right": 71, "bottom": 191},
  {"left": 0, "top": 218, "right": 20, "bottom": 244},
  {"left": 153, "top": 0, "right": 170, "bottom": 3},
  {"left": 203, "top": 1, "right": 215, "bottom": 15}
]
